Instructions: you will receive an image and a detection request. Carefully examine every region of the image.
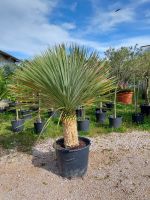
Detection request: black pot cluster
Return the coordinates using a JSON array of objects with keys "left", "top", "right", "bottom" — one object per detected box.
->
[
  {"left": 11, "top": 118, "right": 44, "bottom": 134},
  {"left": 11, "top": 109, "right": 59, "bottom": 134},
  {"left": 131, "top": 104, "right": 150, "bottom": 125},
  {"left": 95, "top": 106, "right": 122, "bottom": 128}
]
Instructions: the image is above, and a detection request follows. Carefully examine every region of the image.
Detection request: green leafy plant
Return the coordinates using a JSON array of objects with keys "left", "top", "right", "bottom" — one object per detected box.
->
[
  {"left": 138, "top": 52, "right": 150, "bottom": 105},
  {"left": 132, "top": 51, "right": 150, "bottom": 105},
  {"left": 12, "top": 44, "right": 115, "bottom": 148},
  {"left": 0, "top": 69, "right": 7, "bottom": 99},
  {"left": 105, "top": 45, "right": 141, "bottom": 89},
  {"left": 2, "top": 63, "right": 19, "bottom": 78}
]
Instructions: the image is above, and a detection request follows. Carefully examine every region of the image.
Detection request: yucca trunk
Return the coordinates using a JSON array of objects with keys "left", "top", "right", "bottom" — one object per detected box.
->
[{"left": 62, "top": 115, "right": 79, "bottom": 148}]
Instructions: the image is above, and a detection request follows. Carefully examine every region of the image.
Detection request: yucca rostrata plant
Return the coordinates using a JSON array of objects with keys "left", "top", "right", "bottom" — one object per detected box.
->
[{"left": 13, "top": 44, "right": 115, "bottom": 147}]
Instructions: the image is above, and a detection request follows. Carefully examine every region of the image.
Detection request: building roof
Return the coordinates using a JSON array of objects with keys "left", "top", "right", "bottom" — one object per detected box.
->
[
  {"left": 0, "top": 50, "right": 20, "bottom": 62},
  {"left": 141, "top": 45, "right": 150, "bottom": 48},
  {"left": 141, "top": 45, "right": 150, "bottom": 52}
]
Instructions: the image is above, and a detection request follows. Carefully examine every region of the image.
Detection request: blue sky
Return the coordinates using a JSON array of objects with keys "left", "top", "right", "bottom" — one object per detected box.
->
[{"left": 0, "top": 0, "right": 150, "bottom": 59}]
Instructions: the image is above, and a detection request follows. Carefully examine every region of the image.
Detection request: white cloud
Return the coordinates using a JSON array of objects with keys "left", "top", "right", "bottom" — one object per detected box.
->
[
  {"left": 114, "top": 36, "right": 150, "bottom": 48},
  {"left": 0, "top": 0, "right": 149, "bottom": 59},
  {"left": 61, "top": 22, "right": 76, "bottom": 30},
  {"left": 89, "top": 8, "right": 134, "bottom": 32},
  {"left": 87, "top": 0, "right": 150, "bottom": 33},
  {"left": 0, "top": 0, "right": 103, "bottom": 57}
]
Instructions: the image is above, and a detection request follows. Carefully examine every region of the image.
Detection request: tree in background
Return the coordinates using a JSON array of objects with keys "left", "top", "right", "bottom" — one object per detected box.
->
[
  {"left": 136, "top": 52, "right": 150, "bottom": 105},
  {"left": 105, "top": 45, "right": 141, "bottom": 89},
  {"left": 0, "top": 63, "right": 21, "bottom": 99},
  {"left": 0, "top": 69, "right": 7, "bottom": 99}
]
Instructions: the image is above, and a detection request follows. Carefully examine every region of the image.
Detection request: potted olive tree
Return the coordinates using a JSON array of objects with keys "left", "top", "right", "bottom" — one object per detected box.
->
[
  {"left": 131, "top": 73, "right": 144, "bottom": 124},
  {"left": 105, "top": 46, "right": 140, "bottom": 104},
  {"left": 34, "top": 93, "right": 44, "bottom": 134},
  {"left": 8, "top": 82, "right": 24, "bottom": 132},
  {"left": 11, "top": 101, "right": 24, "bottom": 132},
  {"left": 13, "top": 44, "right": 115, "bottom": 178},
  {"left": 138, "top": 52, "right": 150, "bottom": 116},
  {"left": 109, "top": 86, "right": 122, "bottom": 128}
]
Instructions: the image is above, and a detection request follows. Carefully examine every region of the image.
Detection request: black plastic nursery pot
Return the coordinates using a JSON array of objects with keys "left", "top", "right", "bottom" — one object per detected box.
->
[
  {"left": 48, "top": 110, "right": 57, "bottom": 118},
  {"left": 34, "top": 121, "right": 44, "bottom": 134},
  {"left": 8, "top": 109, "right": 16, "bottom": 114},
  {"left": 75, "top": 108, "right": 83, "bottom": 118},
  {"left": 105, "top": 102, "right": 114, "bottom": 109},
  {"left": 132, "top": 113, "right": 144, "bottom": 124},
  {"left": 95, "top": 110, "right": 106, "bottom": 124},
  {"left": 95, "top": 108, "right": 106, "bottom": 112},
  {"left": 21, "top": 110, "right": 32, "bottom": 120},
  {"left": 9, "top": 102, "right": 17, "bottom": 107},
  {"left": 11, "top": 119, "right": 24, "bottom": 132},
  {"left": 141, "top": 92, "right": 146, "bottom": 100},
  {"left": 19, "top": 110, "right": 32, "bottom": 119},
  {"left": 54, "top": 137, "right": 91, "bottom": 178},
  {"left": 109, "top": 116, "right": 122, "bottom": 128},
  {"left": 30, "top": 106, "right": 39, "bottom": 111},
  {"left": 77, "top": 118, "right": 89, "bottom": 132},
  {"left": 140, "top": 104, "right": 150, "bottom": 116},
  {"left": 0, "top": 108, "right": 6, "bottom": 113}
]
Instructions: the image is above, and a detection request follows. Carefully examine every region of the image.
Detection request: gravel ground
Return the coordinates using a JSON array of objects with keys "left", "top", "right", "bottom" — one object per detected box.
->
[{"left": 0, "top": 131, "right": 150, "bottom": 200}]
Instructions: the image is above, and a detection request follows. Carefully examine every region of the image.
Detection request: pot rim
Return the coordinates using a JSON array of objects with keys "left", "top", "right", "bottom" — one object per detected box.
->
[
  {"left": 54, "top": 136, "right": 91, "bottom": 152},
  {"left": 117, "top": 91, "right": 133, "bottom": 95},
  {"left": 132, "top": 113, "right": 144, "bottom": 116},
  {"left": 140, "top": 104, "right": 150, "bottom": 107},
  {"left": 95, "top": 110, "right": 106, "bottom": 113},
  {"left": 34, "top": 121, "right": 43, "bottom": 124},
  {"left": 77, "top": 118, "right": 90, "bottom": 122},
  {"left": 11, "top": 119, "right": 24, "bottom": 122},
  {"left": 109, "top": 115, "right": 122, "bottom": 119}
]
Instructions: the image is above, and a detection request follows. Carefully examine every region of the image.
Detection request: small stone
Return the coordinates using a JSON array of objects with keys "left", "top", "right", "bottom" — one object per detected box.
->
[{"left": 42, "top": 181, "right": 48, "bottom": 185}]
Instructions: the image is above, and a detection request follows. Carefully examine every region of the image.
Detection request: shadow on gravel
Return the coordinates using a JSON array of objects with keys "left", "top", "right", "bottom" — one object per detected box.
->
[{"left": 32, "top": 149, "right": 60, "bottom": 176}]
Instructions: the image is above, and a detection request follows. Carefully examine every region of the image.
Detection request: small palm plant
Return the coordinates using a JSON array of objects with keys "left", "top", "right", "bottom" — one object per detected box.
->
[{"left": 13, "top": 44, "right": 115, "bottom": 148}]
